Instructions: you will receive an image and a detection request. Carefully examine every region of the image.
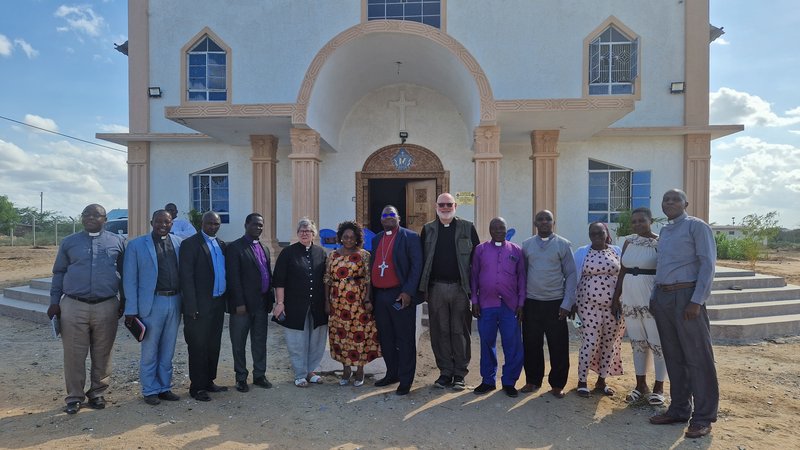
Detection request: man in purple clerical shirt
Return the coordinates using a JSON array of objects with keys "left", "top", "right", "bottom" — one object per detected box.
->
[{"left": 470, "top": 217, "right": 526, "bottom": 397}]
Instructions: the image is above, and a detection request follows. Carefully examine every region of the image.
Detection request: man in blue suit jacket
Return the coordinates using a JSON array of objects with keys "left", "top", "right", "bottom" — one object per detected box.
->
[
  {"left": 124, "top": 210, "right": 183, "bottom": 405},
  {"left": 370, "top": 205, "right": 422, "bottom": 395}
]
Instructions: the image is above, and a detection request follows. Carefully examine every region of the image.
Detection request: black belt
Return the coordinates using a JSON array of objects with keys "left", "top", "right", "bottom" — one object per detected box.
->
[
  {"left": 155, "top": 290, "right": 179, "bottom": 296},
  {"left": 431, "top": 279, "right": 459, "bottom": 284},
  {"left": 67, "top": 295, "right": 116, "bottom": 304},
  {"left": 628, "top": 267, "right": 656, "bottom": 276},
  {"left": 658, "top": 282, "right": 696, "bottom": 292}
]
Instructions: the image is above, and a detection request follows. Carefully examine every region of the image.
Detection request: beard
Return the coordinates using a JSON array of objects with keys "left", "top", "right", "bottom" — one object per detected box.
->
[{"left": 437, "top": 210, "right": 455, "bottom": 221}]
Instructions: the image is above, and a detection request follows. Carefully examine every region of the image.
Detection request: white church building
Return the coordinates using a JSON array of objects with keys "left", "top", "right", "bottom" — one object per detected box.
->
[{"left": 100, "top": 0, "right": 742, "bottom": 251}]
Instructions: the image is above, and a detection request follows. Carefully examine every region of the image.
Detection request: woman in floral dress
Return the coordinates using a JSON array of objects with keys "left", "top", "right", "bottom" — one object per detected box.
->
[
  {"left": 573, "top": 222, "right": 624, "bottom": 397},
  {"left": 324, "top": 221, "right": 381, "bottom": 386}
]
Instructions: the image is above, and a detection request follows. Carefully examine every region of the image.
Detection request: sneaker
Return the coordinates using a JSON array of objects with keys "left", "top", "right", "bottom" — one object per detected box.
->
[
  {"left": 452, "top": 376, "right": 466, "bottom": 391},
  {"left": 433, "top": 375, "right": 453, "bottom": 389},
  {"left": 473, "top": 383, "right": 496, "bottom": 395}
]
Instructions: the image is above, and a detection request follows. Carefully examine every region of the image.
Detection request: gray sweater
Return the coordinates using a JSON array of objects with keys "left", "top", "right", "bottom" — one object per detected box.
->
[{"left": 521, "top": 234, "right": 577, "bottom": 310}]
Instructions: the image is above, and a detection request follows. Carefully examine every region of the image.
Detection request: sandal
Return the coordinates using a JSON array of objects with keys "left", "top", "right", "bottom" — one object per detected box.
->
[
  {"left": 353, "top": 377, "right": 365, "bottom": 387},
  {"left": 294, "top": 378, "right": 309, "bottom": 387},
  {"left": 307, "top": 374, "right": 323, "bottom": 384},
  {"left": 647, "top": 392, "right": 666, "bottom": 406},
  {"left": 625, "top": 389, "right": 644, "bottom": 403},
  {"left": 340, "top": 368, "right": 352, "bottom": 386},
  {"left": 593, "top": 384, "right": 615, "bottom": 396},
  {"left": 577, "top": 387, "right": 591, "bottom": 398}
]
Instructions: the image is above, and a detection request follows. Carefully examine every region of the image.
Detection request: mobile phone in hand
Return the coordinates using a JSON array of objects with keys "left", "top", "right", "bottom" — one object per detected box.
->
[
  {"left": 392, "top": 300, "right": 403, "bottom": 310},
  {"left": 277, "top": 312, "right": 286, "bottom": 321}
]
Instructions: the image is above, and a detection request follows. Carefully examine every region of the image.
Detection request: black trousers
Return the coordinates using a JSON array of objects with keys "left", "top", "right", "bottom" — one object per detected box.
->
[
  {"left": 183, "top": 300, "right": 226, "bottom": 394},
  {"left": 373, "top": 287, "right": 417, "bottom": 386},
  {"left": 229, "top": 306, "right": 269, "bottom": 382},
  {"left": 521, "top": 299, "right": 569, "bottom": 389}
]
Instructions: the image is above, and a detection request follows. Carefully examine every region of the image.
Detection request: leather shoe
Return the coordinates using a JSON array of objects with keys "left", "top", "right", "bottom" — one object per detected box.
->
[
  {"left": 191, "top": 390, "right": 211, "bottom": 402},
  {"left": 65, "top": 401, "right": 80, "bottom": 414},
  {"left": 396, "top": 384, "right": 411, "bottom": 396},
  {"left": 685, "top": 424, "right": 712, "bottom": 438},
  {"left": 374, "top": 377, "right": 399, "bottom": 387},
  {"left": 207, "top": 383, "right": 228, "bottom": 393},
  {"left": 235, "top": 380, "right": 249, "bottom": 392},
  {"left": 144, "top": 395, "right": 161, "bottom": 405},
  {"left": 649, "top": 413, "right": 689, "bottom": 425},
  {"left": 474, "top": 383, "right": 496, "bottom": 395},
  {"left": 158, "top": 391, "right": 180, "bottom": 401},
  {"left": 503, "top": 385, "right": 519, "bottom": 398},
  {"left": 253, "top": 376, "right": 273, "bottom": 389},
  {"left": 86, "top": 396, "right": 106, "bottom": 410},
  {"left": 550, "top": 388, "right": 566, "bottom": 398}
]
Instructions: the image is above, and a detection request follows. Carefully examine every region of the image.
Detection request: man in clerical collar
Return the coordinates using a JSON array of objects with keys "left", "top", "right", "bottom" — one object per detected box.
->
[
  {"left": 370, "top": 205, "right": 422, "bottom": 395},
  {"left": 179, "top": 211, "right": 228, "bottom": 401},
  {"left": 124, "top": 209, "right": 183, "bottom": 405},
  {"left": 648, "top": 189, "right": 718, "bottom": 439},
  {"left": 519, "top": 210, "right": 577, "bottom": 399},
  {"left": 418, "top": 193, "right": 480, "bottom": 390},
  {"left": 49, "top": 203, "right": 125, "bottom": 414}
]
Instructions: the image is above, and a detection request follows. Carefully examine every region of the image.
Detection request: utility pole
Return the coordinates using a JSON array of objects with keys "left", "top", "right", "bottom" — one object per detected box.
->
[{"left": 40, "top": 192, "right": 43, "bottom": 214}]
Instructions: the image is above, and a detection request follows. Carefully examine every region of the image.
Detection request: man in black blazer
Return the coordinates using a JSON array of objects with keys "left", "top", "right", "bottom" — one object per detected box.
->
[
  {"left": 225, "top": 213, "right": 275, "bottom": 393},
  {"left": 179, "top": 211, "right": 228, "bottom": 401},
  {"left": 370, "top": 205, "right": 423, "bottom": 395}
]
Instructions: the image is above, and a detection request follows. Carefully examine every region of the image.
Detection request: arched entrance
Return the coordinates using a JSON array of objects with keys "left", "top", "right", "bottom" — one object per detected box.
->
[{"left": 356, "top": 144, "right": 449, "bottom": 234}]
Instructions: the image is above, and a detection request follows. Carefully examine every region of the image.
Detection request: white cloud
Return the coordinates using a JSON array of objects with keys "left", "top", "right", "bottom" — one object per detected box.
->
[
  {"left": 54, "top": 5, "right": 106, "bottom": 37},
  {"left": 23, "top": 114, "right": 59, "bottom": 133},
  {"left": 0, "top": 34, "right": 12, "bottom": 56},
  {"left": 711, "top": 137, "right": 800, "bottom": 227},
  {"left": 97, "top": 123, "right": 129, "bottom": 133},
  {"left": 712, "top": 37, "right": 730, "bottom": 46},
  {"left": 14, "top": 39, "right": 39, "bottom": 58},
  {"left": 710, "top": 87, "right": 800, "bottom": 127}
]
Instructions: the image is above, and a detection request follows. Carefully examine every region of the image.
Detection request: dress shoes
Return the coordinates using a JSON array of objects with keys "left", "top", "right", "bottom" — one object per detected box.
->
[
  {"left": 649, "top": 413, "right": 690, "bottom": 425},
  {"left": 158, "top": 391, "right": 180, "bottom": 401},
  {"left": 144, "top": 395, "right": 161, "bottom": 405},
  {"left": 473, "top": 383, "right": 496, "bottom": 395},
  {"left": 191, "top": 390, "right": 211, "bottom": 402},
  {"left": 253, "top": 376, "right": 273, "bottom": 389},
  {"left": 65, "top": 401, "right": 81, "bottom": 414},
  {"left": 503, "top": 385, "right": 519, "bottom": 398},
  {"left": 207, "top": 383, "right": 228, "bottom": 393},
  {"left": 433, "top": 375, "right": 453, "bottom": 389},
  {"left": 520, "top": 383, "right": 540, "bottom": 393},
  {"left": 86, "top": 396, "right": 106, "bottom": 410},
  {"left": 396, "top": 384, "right": 411, "bottom": 396},
  {"left": 685, "top": 424, "right": 712, "bottom": 438},
  {"left": 374, "top": 377, "right": 399, "bottom": 387},
  {"left": 235, "top": 380, "right": 249, "bottom": 392},
  {"left": 550, "top": 388, "right": 566, "bottom": 398}
]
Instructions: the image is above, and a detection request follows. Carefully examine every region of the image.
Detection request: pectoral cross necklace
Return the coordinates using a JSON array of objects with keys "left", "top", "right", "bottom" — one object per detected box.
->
[{"left": 379, "top": 232, "right": 397, "bottom": 277}]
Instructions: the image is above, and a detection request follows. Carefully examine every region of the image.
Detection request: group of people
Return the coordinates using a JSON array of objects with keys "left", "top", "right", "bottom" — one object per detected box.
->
[{"left": 48, "top": 189, "right": 718, "bottom": 439}]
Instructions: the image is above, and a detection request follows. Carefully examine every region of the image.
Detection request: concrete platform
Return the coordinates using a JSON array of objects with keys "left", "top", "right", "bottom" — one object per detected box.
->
[
  {"left": 711, "top": 314, "right": 800, "bottom": 342},
  {"left": 707, "top": 299, "right": 800, "bottom": 320}
]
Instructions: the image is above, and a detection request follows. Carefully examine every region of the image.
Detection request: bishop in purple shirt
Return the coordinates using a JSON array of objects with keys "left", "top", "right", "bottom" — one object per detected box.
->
[{"left": 469, "top": 217, "right": 526, "bottom": 397}]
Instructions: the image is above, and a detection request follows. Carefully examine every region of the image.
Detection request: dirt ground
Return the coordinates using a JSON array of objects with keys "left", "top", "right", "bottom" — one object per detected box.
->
[{"left": 1, "top": 246, "right": 799, "bottom": 449}]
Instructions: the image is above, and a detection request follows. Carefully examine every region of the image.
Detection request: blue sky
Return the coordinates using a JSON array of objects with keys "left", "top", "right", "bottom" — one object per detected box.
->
[{"left": 1, "top": 1, "right": 798, "bottom": 227}]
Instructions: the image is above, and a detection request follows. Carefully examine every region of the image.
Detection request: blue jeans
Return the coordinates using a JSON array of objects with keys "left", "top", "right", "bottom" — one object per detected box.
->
[
  {"left": 478, "top": 304, "right": 523, "bottom": 386},
  {"left": 139, "top": 294, "right": 181, "bottom": 396}
]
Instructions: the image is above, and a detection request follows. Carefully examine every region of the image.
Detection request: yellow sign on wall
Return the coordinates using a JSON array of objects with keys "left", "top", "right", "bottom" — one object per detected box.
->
[{"left": 455, "top": 192, "right": 475, "bottom": 205}]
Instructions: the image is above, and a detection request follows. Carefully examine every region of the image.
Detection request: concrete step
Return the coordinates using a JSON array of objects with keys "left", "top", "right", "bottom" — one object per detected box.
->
[
  {"left": 714, "top": 266, "right": 756, "bottom": 278},
  {"left": 2, "top": 285, "right": 51, "bottom": 305},
  {"left": 707, "top": 299, "right": 800, "bottom": 321},
  {"left": 0, "top": 295, "right": 49, "bottom": 324},
  {"left": 30, "top": 278, "right": 52, "bottom": 290},
  {"left": 712, "top": 274, "right": 785, "bottom": 290},
  {"left": 711, "top": 314, "right": 800, "bottom": 342},
  {"left": 709, "top": 285, "right": 800, "bottom": 305}
]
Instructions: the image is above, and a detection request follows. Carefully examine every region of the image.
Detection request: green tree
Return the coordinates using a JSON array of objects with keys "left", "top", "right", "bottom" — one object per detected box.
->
[
  {"left": 739, "top": 211, "right": 781, "bottom": 269},
  {"left": 0, "top": 195, "right": 21, "bottom": 234}
]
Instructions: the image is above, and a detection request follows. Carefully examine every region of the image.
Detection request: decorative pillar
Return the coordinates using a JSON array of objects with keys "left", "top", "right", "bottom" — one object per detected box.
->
[
  {"left": 684, "top": 134, "right": 711, "bottom": 221},
  {"left": 530, "top": 130, "right": 560, "bottom": 233},
  {"left": 251, "top": 135, "right": 280, "bottom": 254},
  {"left": 473, "top": 125, "right": 502, "bottom": 241},
  {"left": 127, "top": 141, "right": 150, "bottom": 238},
  {"left": 289, "top": 128, "right": 321, "bottom": 239}
]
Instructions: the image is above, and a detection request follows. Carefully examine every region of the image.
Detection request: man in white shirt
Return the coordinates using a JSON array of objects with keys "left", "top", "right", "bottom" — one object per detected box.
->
[{"left": 165, "top": 203, "right": 197, "bottom": 239}]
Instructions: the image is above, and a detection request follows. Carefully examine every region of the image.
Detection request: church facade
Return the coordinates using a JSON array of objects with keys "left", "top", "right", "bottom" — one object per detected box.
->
[{"left": 100, "top": 0, "right": 742, "bottom": 250}]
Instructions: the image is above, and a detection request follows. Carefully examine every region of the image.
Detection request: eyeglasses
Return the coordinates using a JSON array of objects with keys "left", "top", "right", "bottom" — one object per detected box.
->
[
  {"left": 381, "top": 212, "right": 397, "bottom": 218},
  {"left": 437, "top": 203, "right": 454, "bottom": 208},
  {"left": 298, "top": 229, "right": 314, "bottom": 235}
]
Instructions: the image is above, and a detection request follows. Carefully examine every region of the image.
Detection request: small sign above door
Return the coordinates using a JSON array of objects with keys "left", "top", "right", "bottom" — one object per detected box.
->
[
  {"left": 456, "top": 191, "right": 475, "bottom": 205},
  {"left": 392, "top": 147, "right": 414, "bottom": 171}
]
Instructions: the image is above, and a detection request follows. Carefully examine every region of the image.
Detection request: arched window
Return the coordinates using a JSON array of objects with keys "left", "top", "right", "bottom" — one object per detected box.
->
[
  {"left": 187, "top": 35, "right": 228, "bottom": 102},
  {"left": 588, "top": 25, "right": 638, "bottom": 95}
]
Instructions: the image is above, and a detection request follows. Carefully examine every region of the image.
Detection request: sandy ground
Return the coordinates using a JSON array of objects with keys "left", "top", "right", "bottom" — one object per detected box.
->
[{"left": 1, "top": 245, "right": 799, "bottom": 449}]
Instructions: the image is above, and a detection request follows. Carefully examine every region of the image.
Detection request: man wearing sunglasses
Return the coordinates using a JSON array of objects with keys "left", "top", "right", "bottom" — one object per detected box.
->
[{"left": 418, "top": 193, "right": 480, "bottom": 390}]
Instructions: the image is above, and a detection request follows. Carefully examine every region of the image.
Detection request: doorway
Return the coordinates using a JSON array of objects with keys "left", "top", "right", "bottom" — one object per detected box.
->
[{"left": 368, "top": 178, "right": 437, "bottom": 235}]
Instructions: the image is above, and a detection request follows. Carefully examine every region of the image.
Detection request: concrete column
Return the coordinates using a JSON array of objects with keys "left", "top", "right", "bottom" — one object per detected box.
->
[
  {"left": 127, "top": 142, "right": 150, "bottom": 238},
  {"left": 251, "top": 135, "right": 280, "bottom": 254},
  {"left": 289, "top": 128, "right": 321, "bottom": 237},
  {"left": 684, "top": 134, "right": 711, "bottom": 221},
  {"left": 473, "top": 125, "right": 502, "bottom": 241},
  {"left": 530, "top": 130, "right": 560, "bottom": 233}
]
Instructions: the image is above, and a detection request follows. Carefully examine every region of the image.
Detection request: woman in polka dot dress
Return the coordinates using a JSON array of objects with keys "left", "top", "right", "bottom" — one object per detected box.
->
[{"left": 572, "top": 222, "right": 624, "bottom": 397}]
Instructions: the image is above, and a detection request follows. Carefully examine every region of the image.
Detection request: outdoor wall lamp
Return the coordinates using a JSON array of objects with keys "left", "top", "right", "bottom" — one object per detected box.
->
[
  {"left": 670, "top": 82, "right": 685, "bottom": 94},
  {"left": 148, "top": 87, "right": 162, "bottom": 98}
]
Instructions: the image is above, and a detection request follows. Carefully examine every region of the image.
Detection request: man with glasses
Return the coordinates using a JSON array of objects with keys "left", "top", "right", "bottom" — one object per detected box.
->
[
  {"left": 418, "top": 193, "right": 480, "bottom": 390},
  {"left": 49, "top": 204, "right": 125, "bottom": 414},
  {"left": 370, "top": 205, "right": 422, "bottom": 395}
]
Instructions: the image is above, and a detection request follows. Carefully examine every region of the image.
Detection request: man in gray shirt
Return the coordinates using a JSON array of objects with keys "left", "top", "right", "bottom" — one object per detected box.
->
[
  {"left": 520, "top": 210, "right": 577, "bottom": 398},
  {"left": 49, "top": 204, "right": 125, "bottom": 414},
  {"left": 648, "top": 189, "right": 718, "bottom": 439}
]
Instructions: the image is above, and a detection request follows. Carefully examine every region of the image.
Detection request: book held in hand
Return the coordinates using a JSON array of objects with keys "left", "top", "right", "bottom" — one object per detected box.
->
[{"left": 125, "top": 317, "right": 147, "bottom": 342}]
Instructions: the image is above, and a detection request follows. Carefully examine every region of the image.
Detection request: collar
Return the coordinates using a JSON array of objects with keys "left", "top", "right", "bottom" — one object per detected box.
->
[
  {"left": 151, "top": 231, "right": 168, "bottom": 241},
  {"left": 201, "top": 231, "right": 216, "bottom": 241},
  {"left": 384, "top": 226, "right": 399, "bottom": 236},
  {"left": 86, "top": 230, "right": 102, "bottom": 237},
  {"left": 667, "top": 212, "right": 688, "bottom": 225}
]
